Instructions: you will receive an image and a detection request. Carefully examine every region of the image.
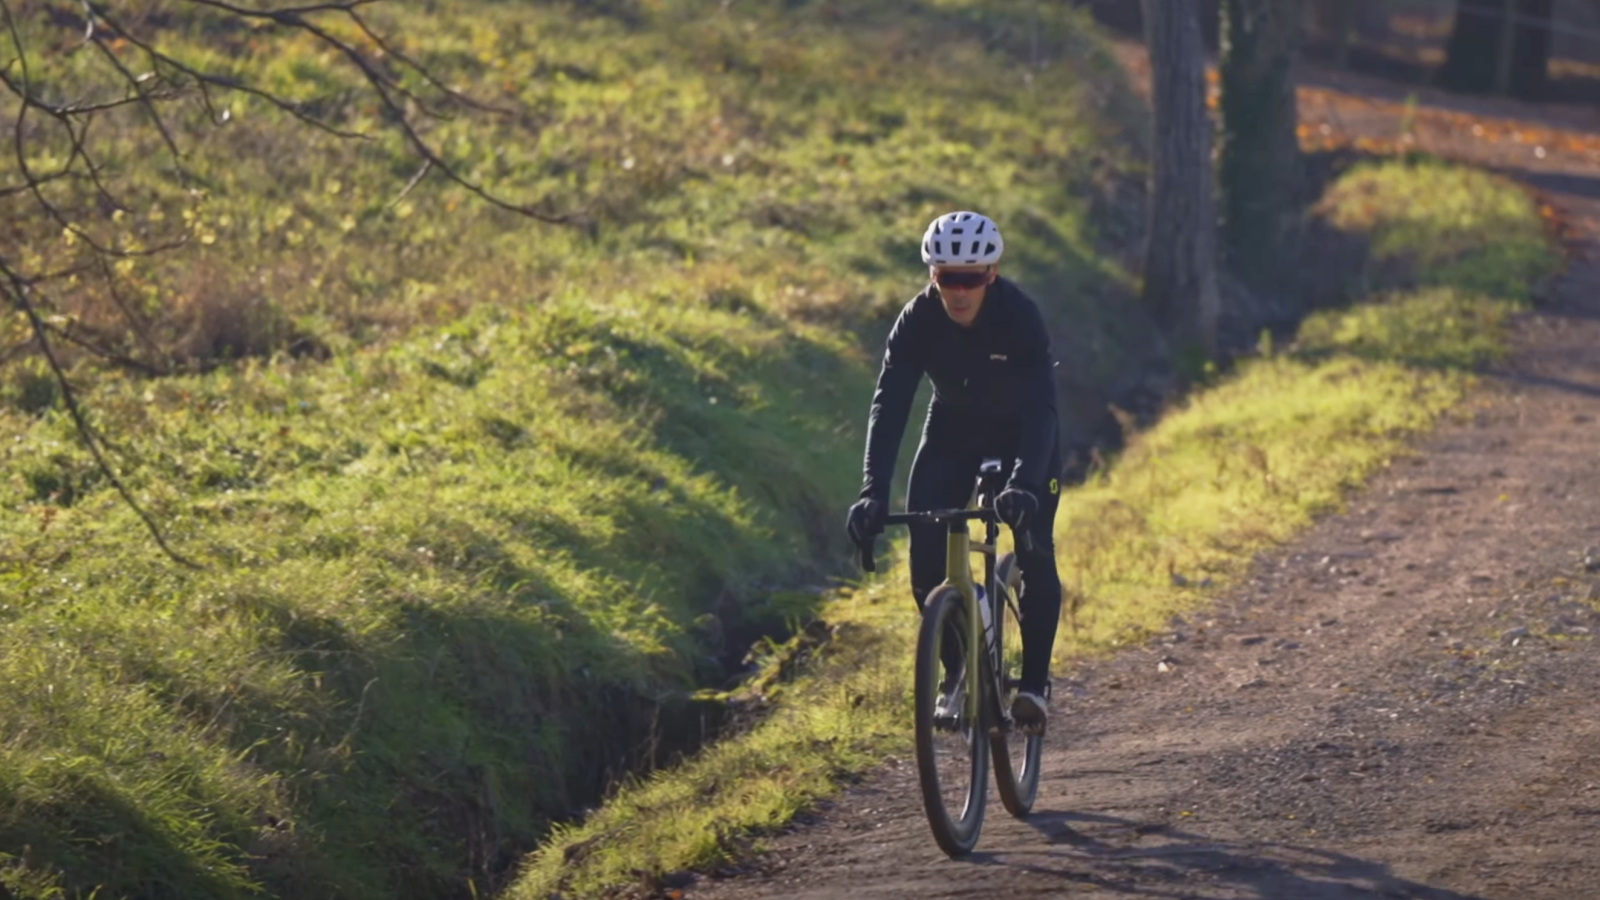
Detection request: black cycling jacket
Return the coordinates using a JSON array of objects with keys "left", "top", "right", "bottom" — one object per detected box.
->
[{"left": 860, "top": 276, "right": 1060, "bottom": 502}]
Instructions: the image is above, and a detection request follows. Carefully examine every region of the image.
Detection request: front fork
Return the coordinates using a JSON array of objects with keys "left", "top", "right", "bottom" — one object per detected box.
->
[{"left": 946, "top": 518, "right": 1000, "bottom": 725}]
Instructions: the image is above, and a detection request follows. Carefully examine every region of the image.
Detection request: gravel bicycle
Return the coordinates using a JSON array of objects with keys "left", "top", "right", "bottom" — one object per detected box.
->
[{"left": 857, "top": 458, "right": 1044, "bottom": 857}]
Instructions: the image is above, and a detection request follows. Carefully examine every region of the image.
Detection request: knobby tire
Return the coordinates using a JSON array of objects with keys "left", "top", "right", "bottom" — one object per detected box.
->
[
  {"left": 914, "top": 585, "right": 988, "bottom": 856},
  {"left": 990, "top": 552, "right": 1043, "bottom": 816}
]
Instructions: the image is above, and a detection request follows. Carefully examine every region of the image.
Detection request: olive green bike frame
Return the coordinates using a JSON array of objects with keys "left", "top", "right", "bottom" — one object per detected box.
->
[{"left": 942, "top": 514, "right": 999, "bottom": 724}]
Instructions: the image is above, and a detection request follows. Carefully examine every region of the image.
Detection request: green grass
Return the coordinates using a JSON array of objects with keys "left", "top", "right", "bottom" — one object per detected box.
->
[
  {"left": 0, "top": 298, "right": 868, "bottom": 899},
  {"left": 515, "top": 157, "right": 1561, "bottom": 899},
  {"left": 1054, "top": 336, "right": 1463, "bottom": 651},
  {"left": 1313, "top": 157, "right": 1561, "bottom": 302},
  {"left": 2, "top": 0, "right": 1142, "bottom": 373},
  {"left": 0, "top": 1, "right": 1151, "bottom": 898},
  {"left": 511, "top": 584, "right": 915, "bottom": 900}
]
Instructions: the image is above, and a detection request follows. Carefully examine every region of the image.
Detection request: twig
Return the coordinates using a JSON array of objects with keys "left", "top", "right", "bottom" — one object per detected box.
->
[
  {"left": 334, "top": 677, "right": 380, "bottom": 753},
  {"left": 386, "top": 158, "right": 431, "bottom": 210},
  {"left": 0, "top": 257, "right": 204, "bottom": 569}
]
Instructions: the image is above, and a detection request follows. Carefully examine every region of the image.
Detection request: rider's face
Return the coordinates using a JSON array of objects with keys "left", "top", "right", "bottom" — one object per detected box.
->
[{"left": 931, "top": 265, "right": 995, "bottom": 328}]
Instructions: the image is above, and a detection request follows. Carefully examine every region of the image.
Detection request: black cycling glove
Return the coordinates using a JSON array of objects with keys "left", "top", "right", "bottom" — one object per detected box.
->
[
  {"left": 846, "top": 497, "right": 886, "bottom": 545},
  {"left": 994, "top": 487, "right": 1038, "bottom": 531}
]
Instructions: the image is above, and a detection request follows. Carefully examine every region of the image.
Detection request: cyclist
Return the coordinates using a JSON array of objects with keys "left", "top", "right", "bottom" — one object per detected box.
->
[{"left": 846, "top": 210, "right": 1064, "bottom": 732}]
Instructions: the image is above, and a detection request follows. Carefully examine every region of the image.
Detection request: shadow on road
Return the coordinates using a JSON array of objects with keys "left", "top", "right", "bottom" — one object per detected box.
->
[
  {"left": 1486, "top": 368, "right": 1600, "bottom": 400},
  {"left": 1511, "top": 168, "right": 1600, "bottom": 201},
  {"left": 953, "top": 811, "right": 1493, "bottom": 900}
]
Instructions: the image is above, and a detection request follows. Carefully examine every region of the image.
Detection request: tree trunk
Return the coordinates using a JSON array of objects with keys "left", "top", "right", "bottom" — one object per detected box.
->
[
  {"left": 1308, "top": 0, "right": 1355, "bottom": 67},
  {"left": 1218, "top": 0, "right": 1305, "bottom": 296},
  {"left": 1510, "top": 0, "right": 1554, "bottom": 97},
  {"left": 1141, "top": 0, "right": 1222, "bottom": 357},
  {"left": 1090, "top": 0, "right": 1224, "bottom": 51},
  {"left": 1438, "top": 0, "right": 1553, "bottom": 98}
]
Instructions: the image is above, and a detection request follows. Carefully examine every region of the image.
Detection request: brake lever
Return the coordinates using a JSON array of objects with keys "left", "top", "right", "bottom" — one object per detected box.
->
[{"left": 857, "top": 538, "right": 876, "bottom": 573}]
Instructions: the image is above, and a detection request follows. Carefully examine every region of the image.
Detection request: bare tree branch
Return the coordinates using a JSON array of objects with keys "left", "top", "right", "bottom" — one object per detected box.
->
[
  {"left": 39, "top": 313, "right": 168, "bottom": 375},
  {"left": 386, "top": 156, "right": 429, "bottom": 209},
  {"left": 347, "top": 8, "right": 510, "bottom": 115},
  {"left": 66, "top": 112, "right": 139, "bottom": 217},
  {"left": 6, "top": 47, "right": 186, "bottom": 256},
  {"left": 1, "top": 255, "right": 203, "bottom": 568},
  {"left": 19, "top": 257, "right": 101, "bottom": 286},
  {"left": 183, "top": 0, "right": 385, "bottom": 20},
  {"left": 86, "top": 16, "right": 186, "bottom": 166},
  {"left": 86, "top": 5, "right": 375, "bottom": 140},
  {"left": 94, "top": 254, "right": 169, "bottom": 368},
  {"left": 271, "top": 7, "right": 571, "bottom": 222},
  {"left": 1, "top": 0, "right": 579, "bottom": 565},
  {"left": 0, "top": 67, "right": 160, "bottom": 117}
]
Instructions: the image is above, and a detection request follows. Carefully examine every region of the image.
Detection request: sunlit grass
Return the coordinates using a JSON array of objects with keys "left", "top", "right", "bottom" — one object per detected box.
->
[
  {"left": 511, "top": 592, "right": 914, "bottom": 900},
  {"left": 0, "top": 296, "right": 866, "bottom": 898},
  {"left": 1056, "top": 348, "right": 1464, "bottom": 654},
  {"left": 1315, "top": 157, "right": 1560, "bottom": 301},
  {"left": 1, "top": 0, "right": 1138, "bottom": 375}
]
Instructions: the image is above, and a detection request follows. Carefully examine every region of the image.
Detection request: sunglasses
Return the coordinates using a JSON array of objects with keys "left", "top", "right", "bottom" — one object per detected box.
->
[{"left": 933, "top": 269, "right": 991, "bottom": 290}]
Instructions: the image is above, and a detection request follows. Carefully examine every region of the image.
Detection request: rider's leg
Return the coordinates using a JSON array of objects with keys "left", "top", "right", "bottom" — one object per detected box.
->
[
  {"left": 1013, "top": 472, "right": 1063, "bottom": 696},
  {"left": 906, "top": 428, "right": 980, "bottom": 681}
]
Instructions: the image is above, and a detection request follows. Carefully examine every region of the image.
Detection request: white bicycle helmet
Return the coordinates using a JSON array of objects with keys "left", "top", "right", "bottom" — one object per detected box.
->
[{"left": 921, "top": 211, "right": 1004, "bottom": 266}]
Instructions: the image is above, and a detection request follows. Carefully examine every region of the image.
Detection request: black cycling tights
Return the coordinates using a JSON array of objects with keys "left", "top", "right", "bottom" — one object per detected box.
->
[{"left": 905, "top": 438, "right": 1062, "bottom": 695}]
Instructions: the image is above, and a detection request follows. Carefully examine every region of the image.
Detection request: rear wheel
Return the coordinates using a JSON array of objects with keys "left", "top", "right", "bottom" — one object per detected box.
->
[
  {"left": 914, "top": 585, "right": 988, "bottom": 856},
  {"left": 990, "top": 552, "right": 1043, "bottom": 817}
]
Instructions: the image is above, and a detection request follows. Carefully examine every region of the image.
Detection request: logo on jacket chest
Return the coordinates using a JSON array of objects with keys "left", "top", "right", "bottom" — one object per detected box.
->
[{"left": 989, "top": 353, "right": 1008, "bottom": 362}]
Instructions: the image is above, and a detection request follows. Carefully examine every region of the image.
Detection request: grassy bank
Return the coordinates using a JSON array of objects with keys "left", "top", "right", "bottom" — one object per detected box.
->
[
  {"left": 0, "top": 2, "right": 1148, "bottom": 898},
  {"left": 1056, "top": 156, "right": 1559, "bottom": 649},
  {"left": 516, "top": 157, "right": 1560, "bottom": 899},
  {"left": 2, "top": 0, "right": 1143, "bottom": 373}
]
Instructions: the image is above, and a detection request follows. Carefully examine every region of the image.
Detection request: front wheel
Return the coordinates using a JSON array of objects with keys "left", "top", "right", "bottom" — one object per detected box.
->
[
  {"left": 914, "top": 585, "right": 988, "bottom": 856},
  {"left": 990, "top": 552, "right": 1043, "bottom": 817}
]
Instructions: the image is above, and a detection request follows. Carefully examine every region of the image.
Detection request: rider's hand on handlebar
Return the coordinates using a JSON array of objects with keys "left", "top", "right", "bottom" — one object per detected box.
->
[
  {"left": 846, "top": 497, "right": 886, "bottom": 545},
  {"left": 995, "top": 487, "right": 1038, "bottom": 531}
]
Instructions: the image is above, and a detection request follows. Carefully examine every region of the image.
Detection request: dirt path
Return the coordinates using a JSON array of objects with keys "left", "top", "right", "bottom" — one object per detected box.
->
[{"left": 684, "top": 70, "right": 1600, "bottom": 900}]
